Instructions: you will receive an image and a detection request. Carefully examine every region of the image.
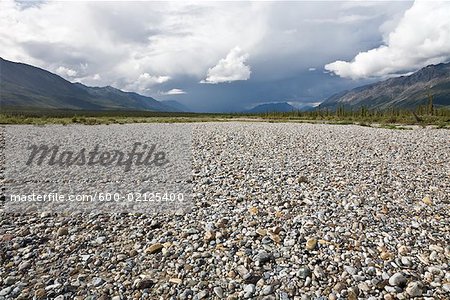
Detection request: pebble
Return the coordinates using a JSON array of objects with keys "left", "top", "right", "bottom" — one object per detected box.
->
[
  {"left": 244, "top": 284, "right": 256, "bottom": 298},
  {"left": 297, "top": 266, "right": 312, "bottom": 279},
  {"left": 406, "top": 281, "right": 423, "bottom": 297},
  {"left": 253, "top": 251, "right": 271, "bottom": 265},
  {"left": 145, "top": 243, "right": 163, "bottom": 254},
  {"left": 261, "top": 285, "right": 273, "bottom": 295},
  {"left": 1, "top": 123, "right": 448, "bottom": 299},
  {"left": 57, "top": 227, "right": 69, "bottom": 236},
  {"left": 305, "top": 238, "right": 318, "bottom": 250},
  {"left": 389, "top": 272, "right": 407, "bottom": 287},
  {"left": 214, "top": 286, "right": 224, "bottom": 298}
]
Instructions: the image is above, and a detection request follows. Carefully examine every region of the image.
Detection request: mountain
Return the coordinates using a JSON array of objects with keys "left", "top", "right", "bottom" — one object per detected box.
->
[
  {"left": 245, "top": 102, "right": 297, "bottom": 113},
  {"left": 161, "top": 100, "right": 192, "bottom": 112},
  {"left": 319, "top": 62, "right": 450, "bottom": 110},
  {"left": 0, "top": 57, "right": 177, "bottom": 111}
]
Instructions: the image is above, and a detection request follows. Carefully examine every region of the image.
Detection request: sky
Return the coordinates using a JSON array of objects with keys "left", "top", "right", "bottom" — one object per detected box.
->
[{"left": 1, "top": 0, "right": 450, "bottom": 112}]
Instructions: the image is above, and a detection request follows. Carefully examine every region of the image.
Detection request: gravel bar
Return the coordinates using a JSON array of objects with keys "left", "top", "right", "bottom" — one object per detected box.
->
[{"left": 0, "top": 122, "right": 449, "bottom": 300}]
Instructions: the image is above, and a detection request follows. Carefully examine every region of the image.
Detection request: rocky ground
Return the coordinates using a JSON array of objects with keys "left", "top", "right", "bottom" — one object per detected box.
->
[{"left": 0, "top": 123, "right": 449, "bottom": 300}]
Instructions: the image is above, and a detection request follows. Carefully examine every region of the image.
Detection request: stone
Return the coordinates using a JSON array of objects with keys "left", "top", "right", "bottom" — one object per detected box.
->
[
  {"left": 397, "top": 245, "right": 409, "bottom": 255},
  {"left": 204, "top": 230, "right": 215, "bottom": 241},
  {"left": 57, "top": 227, "right": 69, "bottom": 236},
  {"left": 297, "top": 266, "right": 312, "bottom": 279},
  {"left": 195, "top": 290, "right": 208, "bottom": 299},
  {"left": 422, "top": 196, "right": 432, "bottom": 205},
  {"left": 0, "top": 287, "right": 12, "bottom": 296},
  {"left": 169, "top": 278, "right": 182, "bottom": 284},
  {"left": 145, "top": 243, "right": 163, "bottom": 254},
  {"left": 389, "top": 272, "right": 407, "bottom": 287},
  {"left": 253, "top": 251, "right": 271, "bottom": 265},
  {"left": 4, "top": 276, "right": 17, "bottom": 286},
  {"left": 344, "top": 266, "right": 357, "bottom": 275},
  {"left": 333, "top": 282, "right": 346, "bottom": 293},
  {"left": 256, "top": 228, "right": 267, "bottom": 236},
  {"left": 347, "top": 286, "right": 359, "bottom": 300},
  {"left": 261, "top": 285, "right": 273, "bottom": 295},
  {"left": 405, "top": 281, "right": 423, "bottom": 297},
  {"left": 92, "top": 277, "right": 104, "bottom": 287},
  {"left": 244, "top": 284, "right": 256, "bottom": 298},
  {"left": 136, "top": 278, "right": 154, "bottom": 289},
  {"left": 34, "top": 289, "right": 47, "bottom": 299},
  {"left": 18, "top": 261, "right": 31, "bottom": 272},
  {"left": 214, "top": 286, "right": 224, "bottom": 298},
  {"left": 305, "top": 238, "right": 318, "bottom": 250}
]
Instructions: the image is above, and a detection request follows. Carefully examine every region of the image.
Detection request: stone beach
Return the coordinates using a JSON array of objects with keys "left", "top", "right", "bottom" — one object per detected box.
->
[{"left": 0, "top": 122, "right": 449, "bottom": 299}]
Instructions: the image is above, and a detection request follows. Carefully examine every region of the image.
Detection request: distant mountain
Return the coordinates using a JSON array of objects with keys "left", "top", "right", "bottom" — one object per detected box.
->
[
  {"left": 245, "top": 102, "right": 297, "bottom": 113},
  {"left": 0, "top": 57, "right": 177, "bottom": 111},
  {"left": 319, "top": 62, "right": 450, "bottom": 110},
  {"left": 161, "top": 100, "right": 192, "bottom": 112}
]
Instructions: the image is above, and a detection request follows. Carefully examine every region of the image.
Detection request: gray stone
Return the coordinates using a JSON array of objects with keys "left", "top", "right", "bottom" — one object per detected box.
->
[
  {"left": 389, "top": 272, "right": 407, "bottom": 287},
  {"left": 406, "top": 281, "right": 423, "bottom": 297}
]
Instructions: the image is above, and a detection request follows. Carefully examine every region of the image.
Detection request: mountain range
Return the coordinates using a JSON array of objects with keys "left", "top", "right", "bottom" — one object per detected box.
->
[
  {"left": 319, "top": 62, "right": 450, "bottom": 110},
  {"left": 0, "top": 57, "right": 182, "bottom": 112},
  {"left": 1, "top": 57, "right": 449, "bottom": 112}
]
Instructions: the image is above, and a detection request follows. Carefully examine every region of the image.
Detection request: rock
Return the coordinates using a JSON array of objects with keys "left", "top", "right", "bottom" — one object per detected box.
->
[
  {"left": 4, "top": 276, "right": 17, "bottom": 286},
  {"left": 0, "top": 287, "right": 12, "bottom": 296},
  {"left": 18, "top": 261, "right": 31, "bottom": 271},
  {"left": 358, "top": 282, "right": 371, "bottom": 292},
  {"left": 34, "top": 288, "right": 47, "bottom": 299},
  {"left": 405, "top": 281, "right": 423, "bottom": 297},
  {"left": 169, "top": 278, "right": 182, "bottom": 284},
  {"left": 244, "top": 284, "right": 256, "bottom": 298},
  {"left": 389, "top": 272, "right": 407, "bottom": 287},
  {"left": 214, "top": 286, "right": 224, "bottom": 298},
  {"left": 253, "top": 251, "right": 271, "bottom": 265},
  {"left": 333, "top": 282, "right": 346, "bottom": 293},
  {"left": 305, "top": 238, "right": 317, "bottom": 250},
  {"left": 57, "top": 227, "right": 69, "bottom": 236},
  {"left": 92, "top": 277, "right": 104, "bottom": 287},
  {"left": 261, "top": 285, "right": 273, "bottom": 295},
  {"left": 397, "top": 245, "right": 409, "bottom": 255},
  {"left": 297, "top": 266, "right": 312, "bottom": 279},
  {"left": 236, "top": 265, "right": 249, "bottom": 278},
  {"left": 422, "top": 196, "right": 432, "bottom": 205},
  {"left": 347, "top": 287, "right": 359, "bottom": 300},
  {"left": 195, "top": 290, "right": 208, "bottom": 299},
  {"left": 344, "top": 266, "right": 357, "bottom": 275},
  {"left": 136, "top": 278, "right": 154, "bottom": 289},
  {"left": 256, "top": 228, "right": 267, "bottom": 236},
  {"left": 298, "top": 176, "right": 308, "bottom": 183},
  {"left": 380, "top": 251, "right": 393, "bottom": 260},
  {"left": 204, "top": 230, "right": 215, "bottom": 241},
  {"left": 145, "top": 243, "right": 163, "bottom": 254}
]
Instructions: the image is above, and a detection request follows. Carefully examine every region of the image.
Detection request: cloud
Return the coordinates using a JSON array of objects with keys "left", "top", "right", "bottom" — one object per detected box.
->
[
  {"left": 325, "top": 1, "right": 450, "bottom": 79},
  {"left": 163, "top": 88, "right": 186, "bottom": 95},
  {"left": 201, "top": 47, "right": 251, "bottom": 84},
  {"left": 56, "top": 66, "right": 77, "bottom": 77},
  {"left": 0, "top": 0, "right": 411, "bottom": 110},
  {"left": 308, "top": 67, "right": 316, "bottom": 71},
  {"left": 124, "top": 73, "right": 170, "bottom": 94},
  {"left": 305, "top": 14, "right": 375, "bottom": 25}
]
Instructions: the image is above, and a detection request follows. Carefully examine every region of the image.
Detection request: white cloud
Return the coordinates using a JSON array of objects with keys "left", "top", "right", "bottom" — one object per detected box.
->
[
  {"left": 123, "top": 73, "right": 170, "bottom": 94},
  {"left": 325, "top": 1, "right": 450, "bottom": 79},
  {"left": 163, "top": 88, "right": 186, "bottom": 95},
  {"left": 306, "top": 14, "right": 375, "bottom": 25},
  {"left": 56, "top": 66, "right": 77, "bottom": 77},
  {"left": 308, "top": 67, "right": 316, "bottom": 71},
  {"left": 201, "top": 47, "right": 251, "bottom": 84}
]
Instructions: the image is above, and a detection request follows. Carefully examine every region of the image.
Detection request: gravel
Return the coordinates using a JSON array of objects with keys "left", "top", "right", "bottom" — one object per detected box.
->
[{"left": 0, "top": 122, "right": 449, "bottom": 299}]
